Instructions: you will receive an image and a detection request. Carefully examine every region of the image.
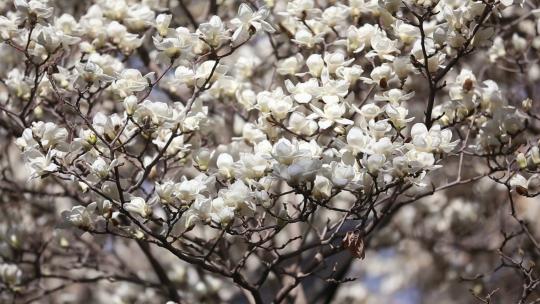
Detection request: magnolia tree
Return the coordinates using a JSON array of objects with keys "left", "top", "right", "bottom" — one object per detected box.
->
[{"left": 1, "top": 0, "right": 540, "bottom": 303}]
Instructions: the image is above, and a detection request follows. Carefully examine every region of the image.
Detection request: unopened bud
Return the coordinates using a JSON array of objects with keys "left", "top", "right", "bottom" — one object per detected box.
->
[
  {"left": 522, "top": 98, "right": 533, "bottom": 111},
  {"left": 517, "top": 152, "right": 527, "bottom": 169},
  {"left": 123, "top": 95, "right": 138, "bottom": 115},
  {"left": 531, "top": 147, "right": 540, "bottom": 165}
]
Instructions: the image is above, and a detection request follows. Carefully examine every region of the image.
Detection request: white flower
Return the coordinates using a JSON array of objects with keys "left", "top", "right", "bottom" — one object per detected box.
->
[
  {"left": 346, "top": 24, "right": 377, "bottom": 53},
  {"left": 16, "top": 129, "right": 37, "bottom": 151},
  {"left": 321, "top": 5, "right": 349, "bottom": 27},
  {"left": 155, "top": 181, "right": 177, "bottom": 204},
  {"left": 254, "top": 140, "right": 273, "bottom": 158},
  {"left": 112, "top": 69, "right": 150, "bottom": 98},
  {"left": 309, "top": 101, "right": 352, "bottom": 129},
  {"left": 284, "top": 0, "right": 317, "bottom": 17},
  {"left": 15, "top": 0, "right": 53, "bottom": 22},
  {"left": 25, "top": 149, "right": 59, "bottom": 178},
  {"left": 93, "top": 112, "right": 124, "bottom": 139},
  {"left": 234, "top": 55, "right": 261, "bottom": 79},
  {"left": 411, "top": 39, "right": 444, "bottom": 73},
  {"left": 100, "top": 0, "right": 128, "bottom": 20},
  {"left": 221, "top": 180, "right": 255, "bottom": 211},
  {"left": 17, "top": 121, "right": 68, "bottom": 151},
  {"left": 394, "top": 21, "right": 419, "bottom": 44},
  {"left": 194, "top": 60, "right": 228, "bottom": 87},
  {"left": 385, "top": 104, "right": 414, "bottom": 128},
  {"left": 268, "top": 95, "right": 294, "bottom": 120},
  {"left": 5, "top": 69, "right": 30, "bottom": 99},
  {"left": 198, "top": 16, "right": 229, "bottom": 48},
  {"left": 174, "top": 66, "right": 195, "bottom": 86},
  {"left": 366, "top": 154, "right": 386, "bottom": 173},
  {"left": 134, "top": 100, "right": 172, "bottom": 126},
  {"left": 217, "top": 153, "right": 235, "bottom": 179},
  {"left": 361, "top": 63, "right": 394, "bottom": 87},
  {"left": 288, "top": 112, "right": 318, "bottom": 136},
  {"left": 285, "top": 78, "right": 320, "bottom": 104},
  {"left": 336, "top": 65, "right": 364, "bottom": 83},
  {"left": 236, "top": 89, "right": 257, "bottom": 110},
  {"left": 374, "top": 89, "right": 414, "bottom": 104},
  {"left": 184, "top": 196, "right": 210, "bottom": 227},
  {"left": 405, "top": 150, "right": 436, "bottom": 169},
  {"left": 36, "top": 25, "right": 80, "bottom": 52},
  {"left": 277, "top": 54, "right": 304, "bottom": 75},
  {"left": 176, "top": 176, "right": 212, "bottom": 202},
  {"left": 0, "top": 15, "right": 19, "bottom": 40},
  {"left": 372, "top": 137, "right": 394, "bottom": 156},
  {"left": 368, "top": 119, "right": 392, "bottom": 139},
  {"left": 354, "top": 104, "right": 381, "bottom": 121},
  {"left": 237, "top": 153, "right": 269, "bottom": 179},
  {"left": 194, "top": 149, "right": 213, "bottom": 171},
  {"left": 91, "top": 157, "right": 117, "bottom": 179},
  {"left": 319, "top": 71, "right": 350, "bottom": 103},
  {"left": 517, "top": 152, "right": 527, "bottom": 169},
  {"left": 230, "top": 4, "right": 275, "bottom": 42},
  {"left": 327, "top": 161, "right": 355, "bottom": 187},
  {"left": 393, "top": 57, "right": 414, "bottom": 79},
  {"left": 284, "top": 157, "right": 321, "bottom": 185},
  {"left": 306, "top": 54, "right": 324, "bottom": 77},
  {"left": 153, "top": 27, "right": 195, "bottom": 59},
  {"left": 106, "top": 21, "right": 143, "bottom": 53},
  {"left": 512, "top": 33, "right": 527, "bottom": 53},
  {"left": 312, "top": 175, "right": 332, "bottom": 199},
  {"left": 61, "top": 205, "right": 95, "bottom": 229},
  {"left": 209, "top": 197, "right": 236, "bottom": 224},
  {"left": 391, "top": 156, "right": 409, "bottom": 177},
  {"left": 292, "top": 28, "right": 324, "bottom": 48},
  {"left": 366, "top": 32, "right": 399, "bottom": 60},
  {"left": 242, "top": 123, "right": 267, "bottom": 144},
  {"left": 346, "top": 127, "right": 374, "bottom": 154},
  {"left": 272, "top": 138, "right": 306, "bottom": 165},
  {"left": 125, "top": 197, "right": 152, "bottom": 218},
  {"left": 0, "top": 264, "right": 22, "bottom": 286},
  {"left": 74, "top": 61, "right": 115, "bottom": 89},
  {"left": 488, "top": 37, "right": 506, "bottom": 62},
  {"left": 124, "top": 4, "right": 155, "bottom": 31},
  {"left": 324, "top": 52, "right": 354, "bottom": 74},
  {"left": 409, "top": 123, "right": 458, "bottom": 153},
  {"left": 256, "top": 88, "right": 288, "bottom": 114}
]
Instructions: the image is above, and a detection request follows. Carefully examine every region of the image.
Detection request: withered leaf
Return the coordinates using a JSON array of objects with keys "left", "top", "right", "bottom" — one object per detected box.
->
[{"left": 342, "top": 230, "right": 365, "bottom": 260}]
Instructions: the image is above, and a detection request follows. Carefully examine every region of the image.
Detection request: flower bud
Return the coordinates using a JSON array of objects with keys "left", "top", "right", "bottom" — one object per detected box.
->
[
  {"left": 517, "top": 152, "right": 527, "bottom": 169},
  {"left": 34, "top": 105, "right": 43, "bottom": 118},
  {"left": 156, "top": 14, "right": 172, "bottom": 36},
  {"left": 530, "top": 146, "right": 540, "bottom": 165},
  {"left": 123, "top": 95, "right": 138, "bottom": 115},
  {"left": 522, "top": 98, "right": 533, "bottom": 111}
]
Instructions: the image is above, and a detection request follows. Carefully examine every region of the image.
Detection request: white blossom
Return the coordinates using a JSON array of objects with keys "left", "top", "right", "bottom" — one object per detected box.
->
[
  {"left": 230, "top": 4, "right": 275, "bottom": 42},
  {"left": 125, "top": 197, "right": 152, "bottom": 218}
]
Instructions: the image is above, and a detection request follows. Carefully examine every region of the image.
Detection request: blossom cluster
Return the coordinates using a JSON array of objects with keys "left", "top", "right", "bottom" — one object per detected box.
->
[{"left": 1, "top": 0, "right": 539, "bottom": 303}]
